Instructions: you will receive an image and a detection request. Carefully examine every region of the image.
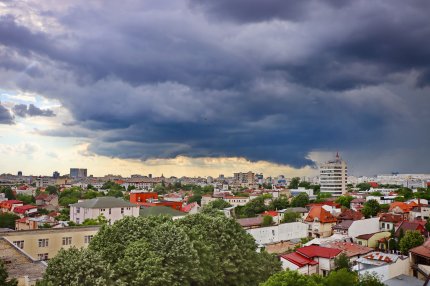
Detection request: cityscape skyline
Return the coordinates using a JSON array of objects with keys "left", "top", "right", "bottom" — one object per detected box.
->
[{"left": 1, "top": 1, "right": 430, "bottom": 178}]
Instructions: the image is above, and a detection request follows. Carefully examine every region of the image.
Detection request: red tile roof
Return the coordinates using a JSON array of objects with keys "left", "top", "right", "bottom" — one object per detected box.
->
[
  {"left": 181, "top": 202, "right": 197, "bottom": 213},
  {"left": 280, "top": 252, "right": 318, "bottom": 267},
  {"left": 395, "top": 221, "right": 425, "bottom": 236},
  {"left": 237, "top": 217, "right": 263, "bottom": 227},
  {"left": 355, "top": 232, "right": 389, "bottom": 240},
  {"left": 261, "top": 211, "right": 278, "bottom": 217},
  {"left": 305, "top": 206, "right": 337, "bottom": 223},
  {"left": 307, "top": 201, "right": 341, "bottom": 208},
  {"left": 296, "top": 245, "right": 342, "bottom": 259},
  {"left": 324, "top": 242, "right": 373, "bottom": 257},
  {"left": 410, "top": 238, "right": 430, "bottom": 258},
  {"left": 13, "top": 205, "right": 37, "bottom": 214},
  {"left": 379, "top": 213, "right": 402, "bottom": 223}
]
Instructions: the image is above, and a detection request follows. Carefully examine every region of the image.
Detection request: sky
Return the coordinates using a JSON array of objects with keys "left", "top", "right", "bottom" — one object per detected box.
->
[{"left": 0, "top": 0, "right": 429, "bottom": 178}]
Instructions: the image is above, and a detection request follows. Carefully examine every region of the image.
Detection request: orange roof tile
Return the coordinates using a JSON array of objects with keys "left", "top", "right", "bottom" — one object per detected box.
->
[{"left": 305, "top": 206, "right": 337, "bottom": 223}]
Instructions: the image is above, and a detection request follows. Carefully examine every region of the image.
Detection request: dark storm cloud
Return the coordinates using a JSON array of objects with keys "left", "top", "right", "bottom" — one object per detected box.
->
[
  {"left": 12, "top": 104, "right": 55, "bottom": 117},
  {"left": 0, "top": 0, "right": 430, "bottom": 172},
  {"left": 0, "top": 104, "right": 14, "bottom": 124}
]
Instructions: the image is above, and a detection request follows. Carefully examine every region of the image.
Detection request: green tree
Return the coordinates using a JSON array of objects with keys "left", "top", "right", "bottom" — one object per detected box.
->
[
  {"left": 0, "top": 213, "right": 20, "bottom": 229},
  {"left": 0, "top": 260, "right": 18, "bottom": 286},
  {"left": 356, "top": 183, "right": 371, "bottom": 192},
  {"left": 262, "top": 215, "right": 273, "bottom": 226},
  {"left": 291, "top": 193, "right": 309, "bottom": 207},
  {"left": 82, "top": 214, "right": 108, "bottom": 226},
  {"left": 126, "top": 185, "right": 135, "bottom": 192},
  {"left": 40, "top": 247, "right": 113, "bottom": 286},
  {"left": 334, "top": 253, "right": 352, "bottom": 271},
  {"left": 298, "top": 181, "right": 311, "bottom": 188},
  {"left": 361, "top": 199, "right": 381, "bottom": 218},
  {"left": 369, "top": 191, "right": 382, "bottom": 196},
  {"left": 1, "top": 187, "right": 15, "bottom": 200},
  {"left": 426, "top": 217, "right": 430, "bottom": 233},
  {"left": 242, "top": 197, "right": 267, "bottom": 217},
  {"left": 393, "top": 196, "right": 406, "bottom": 202},
  {"left": 268, "top": 196, "right": 290, "bottom": 210},
  {"left": 187, "top": 194, "right": 202, "bottom": 205},
  {"left": 358, "top": 272, "right": 385, "bottom": 286},
  {"left": 45, "top": 185, "right": 58, "bottom": 195},
  {"left": 335, "top": 195, "right": 354, "bottom": 208},
  {"left": 260, "top": 270, "right": 321, "bottom": 286},
  {"left": 324, "top": 269, "right": 358, "bottom": 286},
  {"left": 202, "top": 199, "right": 231, "bottom": 211},
  {"left": 397, "top": 187, "right": 413, "bottom": 200},
  {"left": 16, "top": 194, "right": 35, "bottom": 204},
  {"left": 288, "top": 177, "right": 300, "bottom": 189},
  {"left": 82, "top": 190, "right": 103, "bottom": 199},
  {"left": 282, "top": 211, "right": 301, "bottom": 223},
  {"left": 106, "top": 189, "right": 123, "bottom": 198},
  {"left": 399, "top": 230, "right": 424, "bottom": 254}
]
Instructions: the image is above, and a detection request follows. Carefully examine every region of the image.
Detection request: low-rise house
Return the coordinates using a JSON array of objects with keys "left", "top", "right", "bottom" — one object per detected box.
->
[
  {"left": 0, "top": 237, "right": 46, "bottom": 286},
  {"left": 70, "top": 197, "right": 139, "bottom": 225},
  {"left": 237, "top": 217, "right": 263, "bottom": 229},
  {"left": 1, "top": 200, "right": 23, "bottom": 212},
  {"left": 366, "top": 195, "right": 396, "bottom": 205},
  {"left": 354, "top": 252, "right": 409, "bottom": 282},
  {"left": 223, "top": 196, "right": 250, "bottom": 207},
  {"left": 332, "top": 218, "right": 380, "bottom": 239},
  {"left": 13, "top": 205, "right": 38, "bottom": 218},
  {"left": 129, "top": 191, "right": 158, "bottom": 204},
  {"left": 410, "top": 205, "right": 430, "bottom": 221},
  {"left": 280, "top": 252, "right": 318, "bottom": 275},
  {"left": 409, "top": 238, "right": 430, "bottom": 280},
  {"left": 15, "top": 215, "right": 57, "bottom": 230},
  {"left": 356, "top": 231, "right": 391, "bottom": 248},
  {"left": 305, "top": 206, "right": 337, "bottom": 238},
  {"left": 281, "top": 245, "right": 342, "bottom": 276},
  {"left": 350, "top": 198, "right": 366, "bottom": 211},
  {"left": 395, "top": 221, "right": 426, "bottom": 237},
  {"left": 336, "top": 208, "right": 363, "bottom": 222},
  {"left": 279, "top": 207, "right": 308, "bottom": 221},
  {"left": 323, "top": 241, "right": 373, "bottom": 265},
  {"left": 35, "top": 194, "right": 59, "bottom": 211},
  {"left": 389, "top": 201, "right": 418, "bottom": 220},
  {"left": 379, "top": 213, "right": 402, "bottom": 232},
  {"left": 181, "top": 202, "right": 200, "bottom": 214},
  {"left": 246, "top": 222, "right": 308, "bottom": 245}
]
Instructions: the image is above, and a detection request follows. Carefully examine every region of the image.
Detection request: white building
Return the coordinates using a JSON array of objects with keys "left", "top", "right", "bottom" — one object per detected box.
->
[
  {"left": 354, "top": 252, "right": 409, "bottom": 282},
  {"left": 246, "top": 222, "right": 308, "bottom": 245},
  {"left": 70, "top": 197, "right": 139, "bottom": 225},
  {"left": 319, "top": 153, "right": 347, "bottom": 196}
]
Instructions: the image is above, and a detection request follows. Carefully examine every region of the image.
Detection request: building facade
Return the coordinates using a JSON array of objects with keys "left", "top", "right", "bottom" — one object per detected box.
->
[
  {"left": 319, "top": 153, "right": 347, "bottom": 196},
  {"left": 70, "top": 168, "right": 88, "bottom": 178}
]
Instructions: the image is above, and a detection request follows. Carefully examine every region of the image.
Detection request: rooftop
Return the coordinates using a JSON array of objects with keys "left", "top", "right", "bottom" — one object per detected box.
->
[
  {"left": 296, "top": 245, "right": 342, "bottom": 259},
  {"left": 323, "top": 242, "right": 373, "bottom": 257},
  {"left": 237, "top": 217, "right": 263, "bottom": 227},
  {"left": 139, "top": 206, "right": 186, "bottom": 217},
  {"left": 384, "top": 275, "right": 422, "bottom": 286},
  {"left": 332, "top": 220, "right": 354, "bottom": 230},
  {"left": 70, "top": 197, "right": 137, "bottom": 208},
  {"left": 280, "top": 252, "right": 318, "bottom": 268},
  {"left": 305, "top": 206, "right": 337, "bottom": 223}
]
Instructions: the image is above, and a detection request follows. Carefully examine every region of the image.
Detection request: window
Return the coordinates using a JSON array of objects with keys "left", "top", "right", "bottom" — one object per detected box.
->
[
  {"left": 13, "top": 240, "right": 24, "bottom": 249},
  {"left": 76, "top": 218, "right": 80, "bottom": 224},
  {"left": 76, "top": 207, "right": 80, "bottom": 214},
  {"left": 109, "top": 208, "right": 111, "bottom": 215},
  {"left": 101, "top": 208, "right": 105, "bottom": 212},
  {"left": 62, "top": 237, "right": 72, "bottom": 246},
  {"left": 381, "top": 223, "right": 385, "bottom": 228},
  {"left": 127, "top": 207, "right": 130, "bottom": 210},
  {"left": 37, "top": 253, "right": 49, "bottom": 261},
  {"left": 121, "top": 208, "right": 124, "bottom": 214},
  {"left": 38, "top": 239, "right": 49, "bottom": 247},
  {"left": 84, "top": 235, "right": 93, "bottom": 244}
]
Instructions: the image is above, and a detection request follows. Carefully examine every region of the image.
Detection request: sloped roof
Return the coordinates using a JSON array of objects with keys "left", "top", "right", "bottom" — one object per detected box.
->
[
  {"left": 323, "top": 242, "right": 373, "bottom": 257},
  {"left": 410, "top": 238, "right": 430, "bottom": 258},
  {"left": 296, "top": 245, "right": 342, "bottom": 259},
  {"left": 305, "top": 206, "right": 337, "bottom": 223},
  {"left": 237, "top": 217, "right": 263, "bottom": 227},
  {"left": 338, "top": 209, "right": 363, "bottom": 221},
  {"left": 139, "top": 206, "right": 186, "bottom": 217},
  {"left": 13, "top": 205, "right": 37, "bottom": 214},
  {"left": 356, "top": 232, "right": 380, "bottom": 240},
  {"left": 379, "top": 213, "right": 402, "bottom": 223},
  {"left": 332, "top": 220, "right": 354, "bottom": 230},
  {"left": 70, "top": 197, "right": 137, "bottom": 208},
  {"left": 280, "top": 252, "right": 318, "bottom": 267},
  {"left": 395, "top": 221, "right": 424, "bottom": 236}
]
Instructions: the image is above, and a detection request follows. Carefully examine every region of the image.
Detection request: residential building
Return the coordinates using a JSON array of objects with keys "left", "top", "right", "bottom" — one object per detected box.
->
[
  {"left": 1, "top": 200, "right": 23, "bottom": 212},
  {"left": 409, "top": 238, "right": 430, "bottom": 280},
  {"left": 0, "top": 226, "right": 100, "bottom": 262},
  {"left": 246, "top": 222, "right": 308, "bottom": 245},
  {"left": 69, "top": 197, "right": 139, "bottom": 225},
  {"left": 35, "top": 194, "right": 59, "bottom": 211},
  {"left": 233, "top": 171, "right": 255, "bottom": 184},
  {"left": 0, "top": 237, "right": 46, "bottom": 286},
  {"left": 379, "top": 213, "right": 402, "bottom": 232},
  {"left": 319, "top": 153, "right": 347, "bottom": 196},
  {"left": 13, "top": 205, "right": 38, "bottom": 218},
  {"left": 350, "top": 198, "right": 366, "bottom": 211},
  {"left": 336, "top": 209, "right": 363, "bottom": 223},
  {"left": 281, "top": 245, "right": 342, "bottom": 276},
  {"left": 389, "top": 201, "right": 418, "bottom": 220},
  {"left": 305, "top": 206, "right": 337, "bottom": 238},
  {"left": 237, "top": 217, "right": 264, "bottom": 229},
  {"left": 323, "top": 241, "right": 372, "bottom": 265},
  {"left": 223, "top": 196, "right": 250, "bottom": 206},
  {"left": 356, "top": 231, "right": 391, "bottom": 248},
  {"left": 129, "top": 191, "right": 158, "bottom": 204},
  {"left": 354, "top": 252, "right": 409, "bottom": 282},
  {"left": 395, "top": 221, "right": 426, "bottom": 237},
  {"left": 15, "top": 216, "right": 57, "bottom": 231},
  {"left": 410, "top": 205, "right": 430, "bottom": 220}
]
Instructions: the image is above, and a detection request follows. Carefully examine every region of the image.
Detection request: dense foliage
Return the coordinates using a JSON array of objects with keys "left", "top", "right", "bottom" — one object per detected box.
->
[
  {"left": 361, "top": 199, "right": 381, "bottom": 218},
  {"left": 0, "top": 212, "right": 20, "bottom": 229},
  {"left": 291, "top": 193, "right": 309, "bottom": 207},
  {"left": 261, "top": 269, "right": 384, "bottom": 286},
  {"left": 399, "top": 230, "right": 425, "bottom": 254},
  {"left": 40, "top": 214, "right": 281, "bottom": 286},
  {"left": 0, "top": 260, "right": 18, "bottom": 286}
]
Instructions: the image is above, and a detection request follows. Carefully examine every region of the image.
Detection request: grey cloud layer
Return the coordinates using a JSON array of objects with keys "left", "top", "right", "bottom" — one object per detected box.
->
[
  {"left": 12, "top": 104, "right": 55, "bottom": 117},
  {"left": 0, "top": 104, "right": 13, "bottom": 124},
  {"left": 0, "top": 0, "right": 429, "bottom": 173}
]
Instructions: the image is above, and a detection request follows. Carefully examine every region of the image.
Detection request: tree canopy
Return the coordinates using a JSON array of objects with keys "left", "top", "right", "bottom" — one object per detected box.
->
[
  {"left": 335, "top": 195, "right": 353, "bottom": 208},
  {"left": 399, "top": 230, "right": 425, "bottom": 254},
  {"left": 0, "top": 212, "right": 20, "bottom": 229},
  {"left": 40, "top": 214, "right": 281, "bottom": 286},
  {"left": 0, "top": 260, "right": 17, "bottom": 286},
  {"left": 361, "top": 199, "right": 381, "bottom": 218},
  {"left": 291, "top": 193, "right": 309, "bottom": 207}
]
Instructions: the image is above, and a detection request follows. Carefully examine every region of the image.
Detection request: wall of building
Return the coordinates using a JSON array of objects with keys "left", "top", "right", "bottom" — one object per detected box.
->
[
  {"left": 246, "top": 222, "right": 308, "bottom": 245},
  {"left": 349, "top": 218, "right": 380, "bottom": 239},
  {"left": 0, "top": 226, "right": 100, "bottom": 261},
  {"left": 70, "top": 206, "right": 139, "bottom": 224}
]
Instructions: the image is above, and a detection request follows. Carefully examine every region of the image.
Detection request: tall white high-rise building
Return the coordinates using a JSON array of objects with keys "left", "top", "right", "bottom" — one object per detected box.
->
[{"left": 319, "top": 153, "right": 347, "bottom": 196}]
